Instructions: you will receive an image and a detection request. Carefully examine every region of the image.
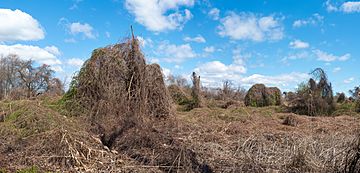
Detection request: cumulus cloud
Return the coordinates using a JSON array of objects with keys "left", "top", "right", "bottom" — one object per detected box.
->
[
  {"left": 218, "top": 12, "right": 284, "bottom": 42},
  {"left": 67, "top": 58, "right": 84, "bottom": 68},
  {"left": 69, "top": 22, "right": 96, "bottom": 39},
  {"left": 289, "top": 40, "right": 310, "bottom": 49},
  {"left": 183, "top": 35, "right": 206, "bottom": 43},
  {"left": 59, "top": 18, "right": 96, "bottom": 39},
  {"left": 325, "top": 0, "right": 360, "bottom": 13},
  {"left": 125, "top": 0, "right": 194, "bottom": 32},
  {"left": 0, "top": 44, "right": 61, "bottom": 65},
  {"left": 0, "top": 9, "right": 45, "bottom": 42},
  {"left": 341, "top": 1, "right": 360, "bottom": 13},
  {"left": 313, "top": 50, "right": 350, "bottom": 62},
  {"left": 293, "top": 13, "right": 324, "bottom": 28},
  {"left": 157, "top": 42, "right": 196, "bottom": 63},
  {"left": 194, "top": 60, "right": 309, "bottom": 90},
  {"left": 208, "top": 8, "right": 220, "bottom": 20}
]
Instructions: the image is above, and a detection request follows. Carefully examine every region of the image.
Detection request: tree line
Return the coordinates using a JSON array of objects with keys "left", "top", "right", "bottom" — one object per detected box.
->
[{"left": 0, "top": 54, "right": 63, "bottom": 100}]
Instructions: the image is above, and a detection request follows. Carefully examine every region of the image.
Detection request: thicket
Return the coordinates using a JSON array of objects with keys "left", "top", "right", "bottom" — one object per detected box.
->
[
  {"left": 244, "top": 84, "right": 281, "bottom": 107},
  {"left": 286, "top": 68, "right": 335, "bottom": 116},
  {"left": 60, "top": 35, "right": 211, "bottom": 172}
]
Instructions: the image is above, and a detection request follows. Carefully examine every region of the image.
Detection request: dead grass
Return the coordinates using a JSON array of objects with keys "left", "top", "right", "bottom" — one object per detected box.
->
[
  {"left": 1, "top": 98, "right": 360, "bottom": 172},
  {"left": 175, "top": 105, "right": 360, "bottom": 172}
]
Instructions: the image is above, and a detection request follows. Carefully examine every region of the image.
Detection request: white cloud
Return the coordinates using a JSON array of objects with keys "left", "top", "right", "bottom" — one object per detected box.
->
[
  {"left": 325, "top": 0, "right": 360, "bottom": 13},
  {"left": 240, "top": 73, "right": 310, "bottom": 88},
  {"left": 149, "top": 58, "right": 160, "bottom": 64},
  {"left": 325, "top": 0, "right": 339, "bottom": 12},
  {"left": 161, "top": 67, "right": 171, "bottom": 79},
  {"left": 44, "top": 46, "right": 61, "bottom": 56},
  {"left": 0, "top": 44, "right": 61, "bottom": 65},
  {"left": 137, "top": 36, "right": 146, "bottom": 47},
  {"left": 194, "top": 60, "right": 309, "bottom": 90},
  {"left": 184, "top": 35, "right": 206, "bottom": 43},
  {"left": 208, "top": 8, "right": 220, "bottom": 20},
  {"left": 0, "top": 9, "right": 45, "bottom": 42},
  {"left": 67, "top": 58, "right": 84, "bottom": 68},
  {"left": 293, "top": 13, "right": 324, "bottom": 28},
  {"left": 157, "top": 42, "right": 196, "bottom": 63},
  {"left": 51, "top": 66, "right": 64, "bottom": 72},
  {"left": 313, "top": 49, "right": 350, "bottom": 62},
  {"left": 218, "top": 12, "right": 284, "bottom": 42},
  {"left": 136, "top": 36, "right": 153, "bottom": 48},
  {"left": 333, "top": 67, "right": 341, "bottom": 73},
  {"left": 125, "top": 0, "right": 194, "bottom": 32},
  {"left": 203, "top": 46, "right": 215, "bottom": 53},
  {"left": 282, "top": 51, "right": 310, "bottom": 62},
  {"left": 289, "top": 40, "right": 310, "bottom": 49},
  {"left": 69, "top": 22, "right": 96, "bottom": 39},
  {"left": 341, "top": 1, "right": 360, "bottom": 13},
  {"left": 344, "top": 77, "right": 355, "bottom": 84}
]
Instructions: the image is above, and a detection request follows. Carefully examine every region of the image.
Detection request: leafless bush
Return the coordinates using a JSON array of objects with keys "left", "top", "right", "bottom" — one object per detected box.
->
[
  {"left": 145, "top": 64, "right": 172, "bottom": 118},
  {"left": 218, "top": 80, "right": 246, "bottom": 101},
  {"left": 244, "top": 84, "right": 281, "bottom": 107},
  {"left": 287, "top": 68, "right": 335, "bottom": 116},
  {"left": 336, "top": 92, "right": 346, "bottom": 103},
  {"left": 282, "top": 114, "right": 299, "bottom": 126},
  {"left": 168, "top": 84, "right": 191, "bottom": 105},
  {"left": 167, "top": 74, "right": 189, "bottom": 88},
  {"left": 61, "top": 35, "right": 209, "bottom": 172},
  {"left": 355, "top": 100, "right": 360, "bottom": 113}
]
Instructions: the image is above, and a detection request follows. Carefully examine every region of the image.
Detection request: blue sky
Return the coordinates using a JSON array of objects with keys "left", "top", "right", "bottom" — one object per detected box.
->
[{"left": 0, "top": 0, "right": 359, "bottom": 93}]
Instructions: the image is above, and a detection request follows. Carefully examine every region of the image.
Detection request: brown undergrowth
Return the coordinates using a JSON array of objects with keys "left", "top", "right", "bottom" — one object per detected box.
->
[{"left": 175, "top": 105, "right": 360, "bottom": 172}]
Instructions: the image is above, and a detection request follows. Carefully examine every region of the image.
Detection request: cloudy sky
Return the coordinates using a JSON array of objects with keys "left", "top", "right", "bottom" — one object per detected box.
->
[{"left": 0, "top": 0, "right": 359, "bottom": 93}]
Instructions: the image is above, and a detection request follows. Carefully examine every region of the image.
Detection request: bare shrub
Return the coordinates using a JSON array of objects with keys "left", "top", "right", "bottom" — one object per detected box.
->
[
  {"left": 282, "top": 114, "right": 299, "bottom": 126},
  {"left": 168, "top": 84, "right": 191, "bottom": 105},
  {"left": 218, "top": 80, "right": 246, "bottom": 101},
  {"left": 244, "top": 84, "right": 281, "bottom": 107},
  {"left": 167, "top": 74, "right": 189, "bottom": 88},
  {"left": 145, "top": 64, "right": 172, "bottom": 118},
  {"left": 287, "top": 68, "right": 335, "bottom": 116},
  {"left": 337, "top": 92, "right": 346, "bottom": 103},
  {"left": 64, "top": 38, "right": 150, "bottom": 147},
  {"left": 61, "top": 34, "right": 210, "bottom": 172},
  {"left": 266, "top": 87, "right": 281, "bottom": 106},
  {"left": 356, "top": 100, "right": 360, "bottom": 113}
]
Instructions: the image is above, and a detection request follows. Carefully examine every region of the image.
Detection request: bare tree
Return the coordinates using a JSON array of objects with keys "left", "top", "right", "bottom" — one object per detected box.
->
[{"left": 0, "top": 54, "right": 62, "bottom": 100}]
